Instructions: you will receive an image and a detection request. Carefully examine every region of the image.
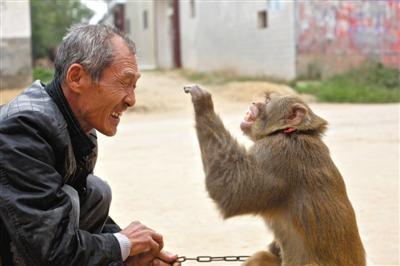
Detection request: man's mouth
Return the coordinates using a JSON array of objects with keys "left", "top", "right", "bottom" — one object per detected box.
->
[{"left": 111, "top": 111, "right": 122, "bottom": 119}]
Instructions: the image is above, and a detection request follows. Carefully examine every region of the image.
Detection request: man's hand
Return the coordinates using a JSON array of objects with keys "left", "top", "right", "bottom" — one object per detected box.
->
[
  {"left": 157, "top": 250, "right": 179, "bottom": 265},
  {"left": 121, "top": 221, "right": 164, "bottom": 256},
  {"left": 125, "top": 250, "right": 180, "bottom": 266}
]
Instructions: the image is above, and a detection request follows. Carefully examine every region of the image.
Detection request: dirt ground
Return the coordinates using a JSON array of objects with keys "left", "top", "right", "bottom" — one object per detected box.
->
[{"left": 1, "top": 71, "right": 399, "bottom": 265}]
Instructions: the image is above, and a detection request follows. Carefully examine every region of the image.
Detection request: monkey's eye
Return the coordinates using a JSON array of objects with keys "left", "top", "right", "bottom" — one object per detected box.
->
[{"left": 265, "top": 96, "right": 271, "bottom": 104}]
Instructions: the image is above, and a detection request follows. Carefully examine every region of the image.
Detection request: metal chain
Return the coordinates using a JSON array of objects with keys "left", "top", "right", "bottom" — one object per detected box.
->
[{"left": 177, "top": 255, "right": 250, "bottom": 263}]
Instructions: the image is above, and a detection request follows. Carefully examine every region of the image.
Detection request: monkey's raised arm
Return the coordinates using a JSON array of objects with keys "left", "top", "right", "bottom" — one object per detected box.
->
[{"left": 185, "top": 85, "right": 288, "bottom": 218}]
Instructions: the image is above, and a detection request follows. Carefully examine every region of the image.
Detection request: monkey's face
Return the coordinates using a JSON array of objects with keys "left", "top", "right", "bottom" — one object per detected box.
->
[
  {"left": 240, "top": 95, "right": 273, "bottom": 141},
  {"left": 240, "top": 94, "right": 292, "bottom": 141},
  {"left": 240, "top": 103, "right": 261, "bottom": 134},
  {"left": 241, "top": 94, "right": 328, "bottom": 141}
]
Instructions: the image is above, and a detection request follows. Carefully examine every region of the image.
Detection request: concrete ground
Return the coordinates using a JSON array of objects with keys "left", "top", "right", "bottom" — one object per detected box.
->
[{"left": 93, "top": 72, "right": 399, "bottom": 266}]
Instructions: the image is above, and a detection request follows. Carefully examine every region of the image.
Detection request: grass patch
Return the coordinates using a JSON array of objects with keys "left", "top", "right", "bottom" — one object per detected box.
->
[
  {"left": 293, "top": 62, "right": 400, "bottom": 103},
  {"left": 32, "top": 67, "right": 54, "bottom": 84}
]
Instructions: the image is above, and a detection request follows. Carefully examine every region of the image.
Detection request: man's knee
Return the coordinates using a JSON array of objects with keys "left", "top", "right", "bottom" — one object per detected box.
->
[
  {"left": 85, "top": 174, "right": 112, "bottom": 209},
  {"left": 62, "top": 184, "right": 80, "bottom": 225},
  {"left": 79, "top": 175, "right": 112, "bottom": 233}
]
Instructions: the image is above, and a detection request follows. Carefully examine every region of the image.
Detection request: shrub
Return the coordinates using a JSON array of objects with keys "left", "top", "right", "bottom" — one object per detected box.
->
[
  {"left": 32, "top": 67, "right": 54, "bottom": 84},
  {"left": 294, "top": 62, "right": 400, "bottom": 103}
]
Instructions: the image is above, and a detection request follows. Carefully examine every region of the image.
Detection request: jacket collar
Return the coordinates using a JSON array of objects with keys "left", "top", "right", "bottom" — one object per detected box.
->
[{"left": 45, "top": 78, "right": 95, "bottom": 158}]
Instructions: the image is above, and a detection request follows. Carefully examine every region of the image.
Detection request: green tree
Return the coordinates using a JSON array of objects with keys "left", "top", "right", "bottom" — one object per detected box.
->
[{"left": 30, "top": 0, "right": 94, "bottom": 60}]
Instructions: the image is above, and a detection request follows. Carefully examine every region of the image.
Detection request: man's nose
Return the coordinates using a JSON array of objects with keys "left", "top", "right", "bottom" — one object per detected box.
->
[{"left": 125, "top": 90, "right": 136, "bottom": 107}]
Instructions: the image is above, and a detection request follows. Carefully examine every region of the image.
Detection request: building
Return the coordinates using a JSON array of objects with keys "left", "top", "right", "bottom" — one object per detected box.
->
[
  {"left": 102, "top": 0, "right": 400, "bottom": 80},
  {"left": 101, "top": 0, "right": 180, "bottom": 70},
  {"left": 0, "top": 0, "right": 32, "bottom": 89}
]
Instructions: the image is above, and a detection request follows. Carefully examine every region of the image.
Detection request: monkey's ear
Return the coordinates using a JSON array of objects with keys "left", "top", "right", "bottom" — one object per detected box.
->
[{"left": 287, "top": 103, "right": 307, "bottom": 126}]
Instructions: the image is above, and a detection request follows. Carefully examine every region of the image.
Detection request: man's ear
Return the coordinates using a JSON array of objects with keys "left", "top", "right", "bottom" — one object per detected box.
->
[
  {"left": 65, "top": 63, "right": 90, "bottom": 94},
  {"left": 287, "top": 103, "right": 307, "bottom": 126}
]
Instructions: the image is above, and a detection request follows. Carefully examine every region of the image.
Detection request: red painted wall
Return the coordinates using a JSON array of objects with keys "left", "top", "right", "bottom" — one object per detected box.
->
[{"left": 295, "top": 0, "right": 399, "bottom": 78}]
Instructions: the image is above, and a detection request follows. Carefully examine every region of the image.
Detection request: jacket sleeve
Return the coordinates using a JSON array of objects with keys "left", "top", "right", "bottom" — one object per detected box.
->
[{"left": 0, "top": 111, "right": 123, "bottom": 266}]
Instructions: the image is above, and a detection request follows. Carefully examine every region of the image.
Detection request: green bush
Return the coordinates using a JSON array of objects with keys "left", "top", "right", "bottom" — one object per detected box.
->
[
  {"left": 294, "top": 62, "right": 400, "bottom": 103},
  {"left": 32, "top": 67, "right": 54, "bottom": 84}
]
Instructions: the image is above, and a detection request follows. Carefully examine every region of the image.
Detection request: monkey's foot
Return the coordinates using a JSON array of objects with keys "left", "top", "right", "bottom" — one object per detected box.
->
[{"left": 241, "top": 250, "right": 281, "bottom": 266}]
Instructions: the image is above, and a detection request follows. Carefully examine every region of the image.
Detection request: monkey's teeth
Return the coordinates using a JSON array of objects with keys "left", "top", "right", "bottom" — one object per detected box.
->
[
  {"left": 244, "top": 114, "right": 255, "bottom": 123},
  {"left": 244, "top": 108, "right": 256, "bottom": 122}
]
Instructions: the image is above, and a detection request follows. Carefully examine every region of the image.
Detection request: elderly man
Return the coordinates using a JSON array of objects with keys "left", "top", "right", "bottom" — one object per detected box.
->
[{"left": 0, "top": 24, "right": 178, "bottom": 266}]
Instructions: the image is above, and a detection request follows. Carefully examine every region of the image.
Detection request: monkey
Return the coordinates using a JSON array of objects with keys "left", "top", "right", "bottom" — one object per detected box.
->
[{"left": 183, "top": 85, "right": 365, "bottom": 266}]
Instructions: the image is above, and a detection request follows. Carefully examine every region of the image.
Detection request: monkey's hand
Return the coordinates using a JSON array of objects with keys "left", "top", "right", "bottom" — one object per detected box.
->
[{"left": 183, "top": 84, "right": 214, "bottom": 114}]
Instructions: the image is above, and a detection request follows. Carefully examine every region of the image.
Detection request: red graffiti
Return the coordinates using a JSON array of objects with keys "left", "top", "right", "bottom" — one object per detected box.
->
[{"left": 296, "top": 0, "right": 400, "bottom": 68}]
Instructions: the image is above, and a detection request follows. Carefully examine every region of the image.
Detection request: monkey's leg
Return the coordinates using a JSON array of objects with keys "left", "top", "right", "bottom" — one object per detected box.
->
[{"left": 242, "top": 250, "right": 281, "bottom": 266}]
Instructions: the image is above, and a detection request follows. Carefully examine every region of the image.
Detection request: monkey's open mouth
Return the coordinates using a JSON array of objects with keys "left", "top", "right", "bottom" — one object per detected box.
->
[{"left": 241, "top": 105, "right": 259, "bottom": 129}]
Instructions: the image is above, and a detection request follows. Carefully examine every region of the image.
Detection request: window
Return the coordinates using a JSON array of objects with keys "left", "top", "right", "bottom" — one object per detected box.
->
[
  {"left": 143, "top": 10, "right": 148, "bottom": 29},
  {"left": 190, "top": 0, "right": 196, "bottom": 18},
  {"left": 257, "top": 10, "right": 268, "bottom": 28}
]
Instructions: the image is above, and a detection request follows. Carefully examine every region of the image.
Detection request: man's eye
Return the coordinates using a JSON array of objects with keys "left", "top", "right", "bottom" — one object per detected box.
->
[{"left": 120, "top": 82, "right": 130, "bottom": 88}]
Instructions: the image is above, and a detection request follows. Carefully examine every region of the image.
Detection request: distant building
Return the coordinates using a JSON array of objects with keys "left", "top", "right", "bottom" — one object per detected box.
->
[
  {"left": 0, "top": 0, "right": 32, "bottom": 89},
  {"left": 101, "top": 0, "right": 179, "bottom": 70},
  {"left": 101, "top": 0, "right": 400, "bottom": 80}
]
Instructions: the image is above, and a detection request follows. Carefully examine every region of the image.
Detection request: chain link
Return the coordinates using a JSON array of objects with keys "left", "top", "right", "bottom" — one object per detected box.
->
[{"left": 177, "top": 255, "right": 250, "bottom": 263}]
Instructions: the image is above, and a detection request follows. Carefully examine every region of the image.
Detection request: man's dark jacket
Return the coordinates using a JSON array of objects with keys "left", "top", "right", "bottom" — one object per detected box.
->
[{"left": 0, "top": 81, "right": 122, "bottom": 265}]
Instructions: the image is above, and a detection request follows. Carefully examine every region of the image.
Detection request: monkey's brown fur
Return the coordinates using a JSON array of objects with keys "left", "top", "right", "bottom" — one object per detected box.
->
[{"left": 185, "top": 85, "right": 365, "bottom": 266}]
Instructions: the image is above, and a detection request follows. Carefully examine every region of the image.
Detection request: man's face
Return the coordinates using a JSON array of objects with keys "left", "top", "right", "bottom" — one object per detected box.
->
[{"left": 80, "top": 37, "right": 140, "bottom": 136}]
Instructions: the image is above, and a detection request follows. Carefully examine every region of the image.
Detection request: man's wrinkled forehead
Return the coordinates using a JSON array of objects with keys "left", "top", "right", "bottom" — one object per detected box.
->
[{"left": 121, "top": 69, "right": 141, "bottom": 80}]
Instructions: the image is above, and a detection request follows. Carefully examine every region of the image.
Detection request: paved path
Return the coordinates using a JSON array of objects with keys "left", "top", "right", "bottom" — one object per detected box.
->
[
  {"left": 2, "top": 72, "right": 398, "bottom": 265},
  {"left": 96, "top": 101, "right": 399, "bottom": 266}
]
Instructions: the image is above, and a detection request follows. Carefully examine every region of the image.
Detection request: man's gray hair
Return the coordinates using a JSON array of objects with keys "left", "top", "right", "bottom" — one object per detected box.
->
[{"left": 54, "top": 24, "right": 136, "bottom": 83}]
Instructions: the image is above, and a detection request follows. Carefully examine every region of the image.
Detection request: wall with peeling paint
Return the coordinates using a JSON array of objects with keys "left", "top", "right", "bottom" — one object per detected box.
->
[{"left": 295, "top": 0, "right": 400, "bottom": 79}]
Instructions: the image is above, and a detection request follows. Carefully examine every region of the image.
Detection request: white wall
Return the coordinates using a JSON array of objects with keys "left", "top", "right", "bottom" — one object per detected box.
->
[
  {"left": 154, "top": 0, "right": 174, "bottom": 69},
  {"left": 0, "top": 0, "right": 31, "bottom": 39},
  {"left": 101, "top": 13, "right": 114, "bottom": 27},
  {"left": 125, "top": 1, "right": 156, "bottom": 69},
  {"left": 0, "top": 0, "right": 32, "bottom": 89},
  {"left": 179, "top": 1, "right": 296, "bottom": 80}
]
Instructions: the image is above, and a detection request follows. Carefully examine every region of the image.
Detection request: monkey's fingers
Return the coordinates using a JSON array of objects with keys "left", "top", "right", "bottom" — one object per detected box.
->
[
  {"left": 183, "top": 84, "right": 208, "bottom": 102},
  {"left": 183, "top": 84, "right": 199, "bottom": 94}
]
